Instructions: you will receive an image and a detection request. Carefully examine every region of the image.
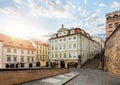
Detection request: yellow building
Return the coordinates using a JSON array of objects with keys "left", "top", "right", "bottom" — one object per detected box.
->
[{"left": 33, "top": 41, "right": 49, "bottom": 67}]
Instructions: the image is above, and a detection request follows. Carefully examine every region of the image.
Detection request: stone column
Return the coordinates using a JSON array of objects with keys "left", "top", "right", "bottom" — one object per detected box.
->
[
  {"left": 65, "top": 60, "right": 68, "bottom": 68},
  {"left": 58, "top": 60, "right": 60, "bottom": 68}
]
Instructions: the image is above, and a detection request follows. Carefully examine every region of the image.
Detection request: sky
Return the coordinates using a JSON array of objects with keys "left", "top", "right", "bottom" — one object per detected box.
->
[{"left": 0, "top": 0, "right": 120, "bottom": 41}]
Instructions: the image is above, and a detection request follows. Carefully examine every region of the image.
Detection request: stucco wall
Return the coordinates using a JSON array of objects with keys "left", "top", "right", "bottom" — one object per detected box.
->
[
  {"left": 0, "top": 68, "right": 69, "bottom": 85},
  {"left": 105, "top": 27, "right": 120, "bottom": 76}
]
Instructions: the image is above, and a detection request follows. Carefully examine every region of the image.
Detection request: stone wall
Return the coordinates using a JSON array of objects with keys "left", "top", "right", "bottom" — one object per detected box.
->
[
  {"left": 105, "top": 25, "right": 120, "bottom": 76},
  {"left": 0, "top": 68, "right": 69, "bottom": 85}
]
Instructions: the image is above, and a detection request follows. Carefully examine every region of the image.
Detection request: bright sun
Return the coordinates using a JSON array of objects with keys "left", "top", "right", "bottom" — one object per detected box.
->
[{"left": 6, "top": 19, "right": 33, "bottom": 38}]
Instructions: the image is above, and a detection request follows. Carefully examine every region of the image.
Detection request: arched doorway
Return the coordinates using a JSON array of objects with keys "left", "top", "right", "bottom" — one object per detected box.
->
[
  {"left": 60, "top": 61, "right": 65, "bottom": 68},
  {"left": 10, "top": 64, "right": 14, "bottom": 68},
  {"left": 29, "top": 63, "right": 32, "bottom": 68},
  {"left": 36, "top": 62, "right": 40, "bottom": 67},
  {"left": 52, "top": 62, "right": 56, "bottom": 68},
  {"left": 46, "top": 62, "right": 49, "bottom": 67},
  {"left": 6, "top": 64, "right": 9, "bottom": 68},
  {"left": 16, "top": 64, "right": 18, "bottom": 68},
  {"left": 21, "top": 63, "right": 24, "bottom": 67},
  {"left": 69, "top": 61, "right": 75, "bottom": 67}
]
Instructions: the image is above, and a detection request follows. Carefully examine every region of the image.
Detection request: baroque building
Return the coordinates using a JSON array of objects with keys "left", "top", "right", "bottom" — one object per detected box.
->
[
  {"left": 49, "top": 25, "right": 101, "bottom": 68},
  {"left": 105, "top": 24, "right": 120, "bottom": 76},
  {"left": 0, "top": 34, "right": 36, "bottom": 68},
  {"left": 31, "top": 40, "right": 49, "bottom": 67},
  {"left": 106, "top": 10, "right": 120, "bottom": 38}
]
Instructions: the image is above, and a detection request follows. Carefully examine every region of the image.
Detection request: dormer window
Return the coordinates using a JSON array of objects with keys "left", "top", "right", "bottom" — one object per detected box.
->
[
  {"left": 70, "top": 30, "right": 75, "bottom": 34},
  {"left": 20, "top": 44, "right": 23, "bottom": 46}
]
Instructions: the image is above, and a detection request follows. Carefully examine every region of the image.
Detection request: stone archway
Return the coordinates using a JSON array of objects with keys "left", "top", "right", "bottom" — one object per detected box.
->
[
  {"left": 29, "top": 63, "right": 32, "bottom": 68},
  {"left": 21, "top": 63, "right": 24, "bottom": 67},
  {"left": 60, "top": 61, "right": 65, "bottom": 68},
  {"left": 6, "top": 64, "right": 9, "bottom": 68},
  {"left": 16, "top": 64, "right": 18, "bottom": 68},
  {"left": 69, "top": 61, "right": 75, "bottom": 67},
  {"left": 36, "top": 62, "right": 40, "bottom": 67},
  {"left": 10, "top": 64, "right": 14, "bottom": 68}
]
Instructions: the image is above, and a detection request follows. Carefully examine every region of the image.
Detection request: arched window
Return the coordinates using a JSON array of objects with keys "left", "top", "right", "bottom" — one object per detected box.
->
[
  {"left": 107, "top": 16, "right": 112, "bottom": 21},
  {"left": 113, "top": 15, "right": 119, "bottom": 20}
]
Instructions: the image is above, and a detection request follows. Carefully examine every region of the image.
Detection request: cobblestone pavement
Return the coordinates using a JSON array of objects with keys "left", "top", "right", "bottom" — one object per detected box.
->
[
  {"left": 20, "top": 72, "right": 79, "bottom": 85},
  {"left": 64, "top": 59, "right": 120, "bottom": 85}
]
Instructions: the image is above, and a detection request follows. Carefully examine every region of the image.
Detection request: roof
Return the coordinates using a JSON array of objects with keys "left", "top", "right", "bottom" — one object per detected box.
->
[
  {"left": 106, "top": 9, "right": 120, "bottom": 16},
  {"left": 0, "top": 34, "right": 35, "bottom": 50},
  {"left": 105, "top": 24, "right": 120, "bottom": 44},
  {"left": 34, "top": 41, "right": 49, "bottom": 47},
  {"left": 49, "top": 27, "right": 100, "bottom": 46}
]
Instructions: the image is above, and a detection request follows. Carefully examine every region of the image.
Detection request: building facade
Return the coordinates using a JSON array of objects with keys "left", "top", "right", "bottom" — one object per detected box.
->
[
  {"left": 0, "top": 34, "right": 36, "bottom": 68},
  {"left": 31, "top": 40, "right": 49, "bottom": 67},
  {"left": 49, "top": 25, "right": 101, "bottom": 68},
  {"left": 105, "top": 24, "right": 120, "bottom": 76},
  {"left": 106, "top": 10, "right": 120, "bottom": 38}
]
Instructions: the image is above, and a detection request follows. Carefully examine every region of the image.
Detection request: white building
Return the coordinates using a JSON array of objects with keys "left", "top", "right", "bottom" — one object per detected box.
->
[
  {"left": 0, "top": 34, "right": 36, "bottom": 68},
  {"left": 49, "top": 25, "right": 101, "bottom": 68}
]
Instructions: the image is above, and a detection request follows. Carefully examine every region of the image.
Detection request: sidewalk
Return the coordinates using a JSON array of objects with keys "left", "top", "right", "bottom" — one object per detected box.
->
[{"left": 21, "top": 72, "right": 80, "bottom": 85}]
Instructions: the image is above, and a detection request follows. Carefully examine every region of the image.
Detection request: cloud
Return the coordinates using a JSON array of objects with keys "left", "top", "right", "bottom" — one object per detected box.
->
[
  {"left": 66, "top": 21, "right": 84, "bottom": 28},
  {"left": 41, "top": 33, "right": 53, "bottom": 37},
  {"left": 99, "top": 3, "right": 107, "bottom": 8},
  {"left": 12, "top": 0, "right": 21, "bottom": 4},
  {"left": 78, "top": 6, "right": 89, "bottom": 17},
  {"left": 111, "top": 1, "right": 120, "bottom": 8},
  {"left": 84, "top": 0, "right": 87, "bottom": 5},
  {"left": 79, "top": 9, "right": 89, "bottom": 17},
  {"left": 98, "top": 1, "right": 120, "bottom": 9},
  {"left": 25, "top": 0, "right": 75, "bottom": 19},
  {"left": 0, "top": 7, "right": 20, "bottom": 17}
]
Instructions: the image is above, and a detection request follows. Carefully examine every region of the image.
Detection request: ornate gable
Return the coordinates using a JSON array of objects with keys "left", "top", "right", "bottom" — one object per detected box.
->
[{"left": 58, "top": 24, "right": 68, "bottom": 32}]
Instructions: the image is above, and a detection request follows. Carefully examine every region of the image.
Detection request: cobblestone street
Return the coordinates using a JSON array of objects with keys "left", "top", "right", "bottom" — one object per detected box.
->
[{"left": 65, "top": 58, "right": 120, "bottom": 85}]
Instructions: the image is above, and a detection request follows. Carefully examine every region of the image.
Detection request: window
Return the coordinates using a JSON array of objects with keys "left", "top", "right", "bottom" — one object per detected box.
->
[
  {"left": 7, "top": 48, "right": 11, "bottom": 53},
  {"left": 60, "top": 53, "right": 62, "bottom": 58},
  {"left": 69, "top": 37, "right": 71, "bottom": 40},
  {"left": 73, "top": 55, "right": 76, "bottom": 58},
  {"left": 109, "top": 24, "right": 112, "bottom": 28},
  {"left": 107, "top": 17, "right": 112, "bottom": 21},
  {"left": 73, "top": 36, "right": 76, "bottom": 39},
  {"left": 73, "top": 43, "right": 76, "bottom": 48},
  {"left": 27, "top": 56, "right": 30, "bottom": 62},
  {"left": 52, "top": 46, "right": 54, "bottom": 50},
  {"left": 32, "top": 57, "right": 34, "bottom": 62},
  {"left": 21, "top": 56, "right": 24, "bottom": 62},
  {"left": 64, "top": 38, "right": 66, "bottom": 41},
  {"left": 13, "top": 49, "right": 17, "bottom": 53},
  {"left": 59, "top": 45, "right": 61, "bottom": 50},
  {"left": 52, "top": 40, "right": 54, "bottom": 43},
  {"left": 69, "top": 44, "right": 71, "bottom": 49},
  {"left": 64, "top": 32, "right": 66, "bottom": 34},
  {"left": 115, "top": 22, "right": 119, "bottom": 27},
  {"left": 32, "top": 51, "right": 34, "bottom": 54},
  {"left": 27, "top": 50, "right": 30, "bottom": 54},
  {"left": 52, "top": 54, "right": 54, "bottom": 58},
  {"left": 63, "top": 44, "right": 66, "bottom": 49},
  {"left": 60, "top": 39, "right": 62, "bottom": 42},
  {"left": 55, "top": 40, "right": 57, "bottom": 42},
  {"left": 55, "top": 46, "right": 57, "bottom": 50},
  {"left": 7, "top": 56, "right": 11, "bottom": 62},
  {"left": 13, "top": 56, "right": 17, "bottom": 61},
  {"left": 37, "top": 51, "right": 39, "bottom": 53},
  {"left": 113, "top": 15, "right": 119, "bottom": 20},
  {"left": 21, "top": 50, "right": 24, "bottom": 54},
  {"left": 69, "top": 53, "right": 71, "bottom": 58},
  {"left": 60, "top": 33, "right": 62, "bottom": 35}
]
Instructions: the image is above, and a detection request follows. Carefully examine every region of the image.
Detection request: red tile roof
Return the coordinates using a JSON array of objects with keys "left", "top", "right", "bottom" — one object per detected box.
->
[
  {"left": 0, "top": 34, "right": 35, "bottom": 50},
  {"left": 34, "top": 41, "right": 49, "bottom": 47}
]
